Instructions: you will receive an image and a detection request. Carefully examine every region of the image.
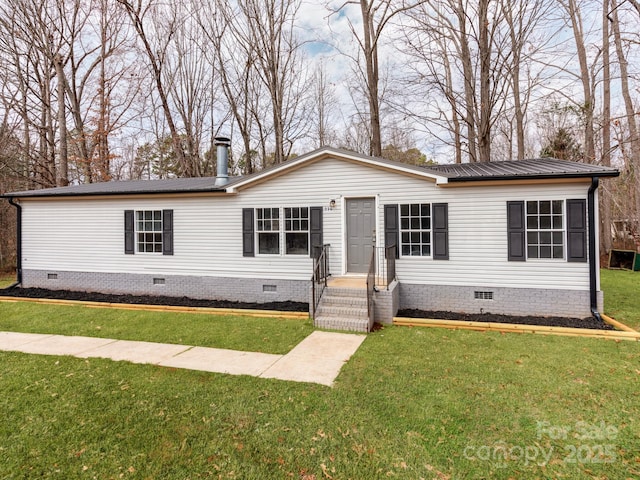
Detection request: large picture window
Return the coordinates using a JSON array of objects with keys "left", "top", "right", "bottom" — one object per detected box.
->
[
  {"left": 400, "top": 203, "right": 431, "bottom": 256},
  {"left": 526, "top": 200, "right": 564, "bottom": 259},
  {"left": 256, "top": 207, "right": 280, "bottom": 254},
  {"left": 137, "top": 210, "right": 163, "bottom": 253}
]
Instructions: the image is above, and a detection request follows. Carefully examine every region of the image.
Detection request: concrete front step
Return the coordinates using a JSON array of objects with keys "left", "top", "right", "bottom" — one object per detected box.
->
[
  {"left": 314, "top": 314, "right": 372, "bottom": 333},
  {"left": 324, "top": 286, "right": 368, "bottom": 298},
  {"left": 314, "top": 286, "right": 371, "bottom": 332},
  {"left": 315, "top": 304, "right": 368, "bottom": 318},
  {"left": 321, "top": 295, "right": 368, "bottom": 307}
]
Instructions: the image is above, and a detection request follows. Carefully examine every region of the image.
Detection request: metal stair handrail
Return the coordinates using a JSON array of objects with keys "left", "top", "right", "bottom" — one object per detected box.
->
[{"left": 311, "top": 244, "right": 330, "bottom": 319}]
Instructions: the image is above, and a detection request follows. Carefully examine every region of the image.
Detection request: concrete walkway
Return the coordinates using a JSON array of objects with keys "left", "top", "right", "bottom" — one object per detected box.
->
[{"left": 0, "top": 330, "right": 366, "bottom": 387}]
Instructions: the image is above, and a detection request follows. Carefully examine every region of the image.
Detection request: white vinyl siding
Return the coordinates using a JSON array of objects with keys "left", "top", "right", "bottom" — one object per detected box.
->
[{"left": 19, "top": 156, "right": 594, "bottom": 290}]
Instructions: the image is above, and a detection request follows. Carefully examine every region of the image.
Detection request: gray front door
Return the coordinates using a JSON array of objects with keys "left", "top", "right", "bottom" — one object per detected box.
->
[{"left": 347, "top": 198, "right": 375, "bottom": 273}]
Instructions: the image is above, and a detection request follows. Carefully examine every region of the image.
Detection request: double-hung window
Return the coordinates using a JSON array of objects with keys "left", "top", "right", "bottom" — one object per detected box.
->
[
  {"left": 526, "top": 200, "right": 564, "bottom": 259},
  {"left": 256, "top": 207, "right": 310, "bottom": 255},
  {"left": 284, "top": 207, "right": 309, "bottom": 254},
  {"left": 125, "top": 209, "right": 173, "bottom": 255},
  {"left": 137, "top": 210, "right": 163, "bottom": 253},
  {"left": 256, "top": 207, "right": 280, "bottom": 254},
  {"left": 507, "top": 199, "right": 585, "bottom": 262},
  {"left": 243, "top": 206, "right": 322, "bottom": 258},
  {"left": 400, "top": 203, "right": 431, "bottom": 256}
]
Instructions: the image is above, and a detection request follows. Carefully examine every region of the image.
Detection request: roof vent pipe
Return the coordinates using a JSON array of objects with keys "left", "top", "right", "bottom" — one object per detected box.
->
[{"left": 214, "top": 136, "right": 231, "bottom": 187}]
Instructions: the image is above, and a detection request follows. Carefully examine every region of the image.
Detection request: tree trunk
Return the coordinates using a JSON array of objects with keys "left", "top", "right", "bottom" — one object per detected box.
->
[
  {"left": 117, "top": 0, "right": 189, "bottom": 176},
  {"left": 611, "top": 0, "right": 640, "bottom": 234},
  {"left": 54, "top": 54, "right": 68, "bottom": 186},
  {"left": 360, "top": 0, "right": 382, "bottom": 157},
  {"left": 601, "top": 0, "right": 612, "bottom": 253},
  {"left": 456, "top": 1, "right": 478, "bottom": 162},
  {"left": 477, "top": 0, "right": 491, "bottom": 162},
  {"left": 566, "top": 0, "right": 596, "bottom": 164}
]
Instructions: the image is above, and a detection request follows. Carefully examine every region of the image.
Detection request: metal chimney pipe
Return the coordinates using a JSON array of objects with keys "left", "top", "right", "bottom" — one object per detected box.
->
[{"left": 214, "top": 136, "right": 231, "bottom": 187}]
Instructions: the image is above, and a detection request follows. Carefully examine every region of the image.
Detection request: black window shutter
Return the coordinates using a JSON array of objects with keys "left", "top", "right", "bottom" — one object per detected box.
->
[
  {"left": 242, "top": 208, "right": 255, "bottom": 257},
  {"left": 432, "top": 203, "right": 449, "bottom": 260},
  {"left": 507, "top": 201, "right": 526, "bottom": 261},
  {"left": 162, "top": 209, "right": 174, "bottom": 255},
  {"left": 566, "top": 199, "right": 587, "bottom": 262},
  {"left": 309, "top": 206, "right": 323, "bottom": 258},
  {"left": 384, "top": 204, "right": 399, "bottom": 259},
  {"left": 124, "top": 210, "right": 135, "bottom": 254}
]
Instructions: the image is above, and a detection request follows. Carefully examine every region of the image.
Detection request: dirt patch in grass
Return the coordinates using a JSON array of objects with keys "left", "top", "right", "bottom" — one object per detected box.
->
[
  {"left": 397, "top": 309, "right": 614, "bottom": 330},
  {"left": 0, "top": 286, "right": 308, "bottom": 312}
]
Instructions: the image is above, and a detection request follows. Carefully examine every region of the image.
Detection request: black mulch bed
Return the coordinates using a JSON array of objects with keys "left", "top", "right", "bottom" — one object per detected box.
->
[
  {"left": 0, "top": 286, "right": 308, "bottom": 312},
  {"left": 0, "top": 286, "right": 614, "bottom": 330},
  {"left": 397, "top": 309, "right": 614, "bottom": 331}
]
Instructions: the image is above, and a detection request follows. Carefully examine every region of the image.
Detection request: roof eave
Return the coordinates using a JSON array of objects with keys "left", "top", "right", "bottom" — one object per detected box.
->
[
  {"left": 1, "top": 187, "right": 229, "bottom": 199},
  {"left": 445, "top": 171, "right": 620, "bottom": 183}
]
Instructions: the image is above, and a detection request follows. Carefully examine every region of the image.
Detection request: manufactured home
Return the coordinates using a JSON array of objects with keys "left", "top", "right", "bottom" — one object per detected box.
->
[{"left": 3, "top": 145, "right": 619, "bottom": 331}]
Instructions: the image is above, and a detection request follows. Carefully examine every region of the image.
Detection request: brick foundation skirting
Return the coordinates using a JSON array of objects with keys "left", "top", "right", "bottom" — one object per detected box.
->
[
  {"left": 22, "top": 269, "right": 310, "bottom": 304},
  {"left": 399, "top": 283, "right": 603, "bottom": 318},
  {"left": 21, "top": 269, "right": 603, "bottom": 320}
]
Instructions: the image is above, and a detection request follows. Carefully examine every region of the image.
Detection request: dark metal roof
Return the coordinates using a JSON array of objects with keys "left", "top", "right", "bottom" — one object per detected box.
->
[
  {"left": 2, "top": 176, "right": 236, "bottom": 198},
  {"left": 423, "top": 158, "right": 619, "bottom": 181}
]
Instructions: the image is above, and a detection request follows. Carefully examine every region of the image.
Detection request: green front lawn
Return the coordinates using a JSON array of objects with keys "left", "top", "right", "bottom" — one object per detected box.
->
[
  {"left": 1, "top": 327, "right": 638, "bottom": 479},
  {"left": 0, "top": 269, "right": 638, "bottom": 478},
  {"left": 0, "top": 302, "right": 312, "bottom": 354},
  {"left": 602, "top": 268, "right": 640, "bottom": 331}
]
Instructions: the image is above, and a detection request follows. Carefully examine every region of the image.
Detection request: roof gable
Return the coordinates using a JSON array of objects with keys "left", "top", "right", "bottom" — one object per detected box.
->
[{"left": 225, "top": 147, "right": 447, "bottom": 191}]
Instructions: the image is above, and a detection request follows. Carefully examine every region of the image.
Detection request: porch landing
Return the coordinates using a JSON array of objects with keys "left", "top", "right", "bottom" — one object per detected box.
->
[
  {"left": 327, "top": 275, "right": 389, "bottom": 289},
  {"left": 327, "top": 275, "right": 367, "bottom": 289}
]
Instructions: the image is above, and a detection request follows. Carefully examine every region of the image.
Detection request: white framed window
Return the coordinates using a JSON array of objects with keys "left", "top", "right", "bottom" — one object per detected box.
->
[
  {"left": 255, "top": 207, "right": 310, "bottom": 255},
  {"left": 256, "top": 207, "right": 280, "bottom": 254},
  {"left": 400, "top": 203, "right": 431, "bottom": 256},
  {"left": 136, "top": 210, "right": 163, "bottom": 253},
  {"left": 526, "top": 200, "right": 564, "bottom": 259},
  {"left": 284, "top": 207, "right": 309, "bottom": 255}
]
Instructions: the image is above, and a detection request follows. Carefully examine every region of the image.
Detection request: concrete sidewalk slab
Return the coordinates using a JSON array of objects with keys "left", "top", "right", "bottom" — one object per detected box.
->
[
  {"left": 159, "top": 346, "right": 282, "bottom": 376},
  {"left": 8, "top": 334, "right": 116, "bottom": 356},
  {"left": 0, "top": 332, "right": 53, "bottom": 350},
  {"left": 0, "top": 330, "right": 367, "bottom": 386},
  {"left": 260, "top": 331, "right": 366, "bottom": 386},
  {"left": 78, "top": 340, "right": 191, "bottom": 364}
]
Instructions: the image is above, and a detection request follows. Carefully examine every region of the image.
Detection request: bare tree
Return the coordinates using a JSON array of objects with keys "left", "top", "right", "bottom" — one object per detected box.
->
[
  {"left": 402, "top": 0, "right": 525, "bottom": 162},
  {"left": 237, "top": 0, "right": 309, "bottom": 165},
  {"left": 331, "top": 0, "right": 424, "bottom": 158},
  {"left": 195, "top": 0, "right": 262, "bottom": 173},
  {"left": 610, "top": 0, "right": 640, "bottom": 233},
  {"left": 198, "top": 0, "right": 309, "bottom": 168},
  {"left": 558, "top": 0, "right": 598, "bottom": 164},
  {"left": 500, "top": 0, "right": 554, "bottom": 160},
  {"left": 601, "top": 0, "right": 612, "bottom": 253},
  {"left": 116, "top": 0, "right": 197, "bottom": 176},
  {"left": 312, "top": 62, "right": 339, "bottom": 148}
]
